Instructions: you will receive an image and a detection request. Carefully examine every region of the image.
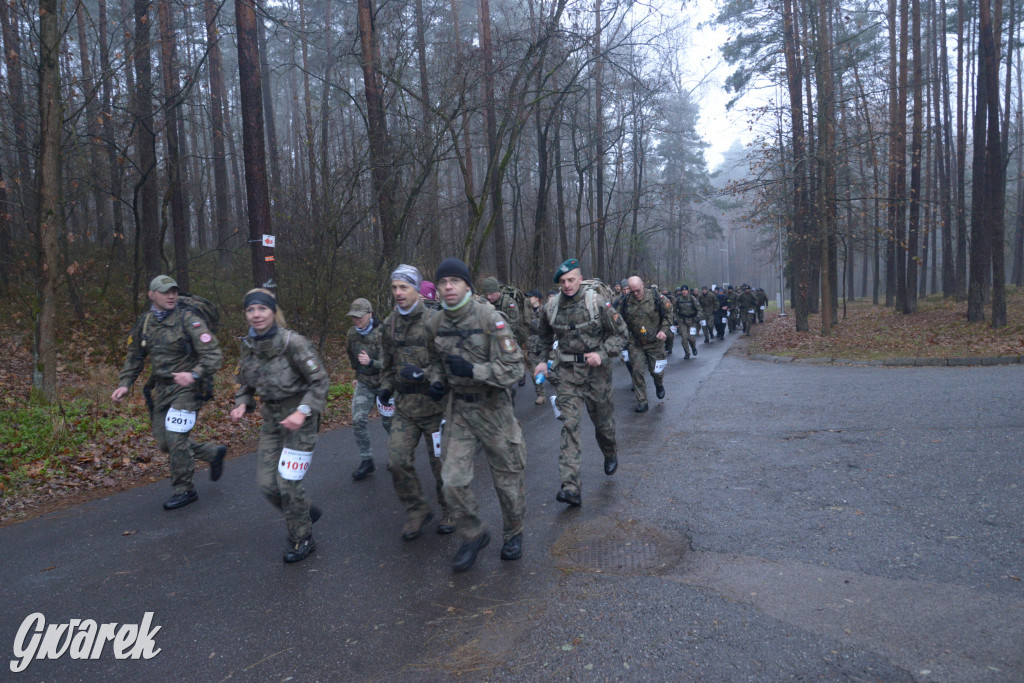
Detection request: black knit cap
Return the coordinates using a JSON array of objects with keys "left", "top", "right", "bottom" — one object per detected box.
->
[{"left": 435, "top": 257, "right": 472, "bottom": 287}]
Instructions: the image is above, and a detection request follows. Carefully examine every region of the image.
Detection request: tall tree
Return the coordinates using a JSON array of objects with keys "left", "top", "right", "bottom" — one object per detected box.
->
[
  {"left": 205, "top": 0, "right": 231, "bottom": 265},
  {"left": 35, "top": 0, "right": 62, "bottom": 401},
  {"left": 158, "top": 0, "right": 190, "bottom": 290},
  {"left": 236, "top": 0, "right": 275, "bottom": 287}
]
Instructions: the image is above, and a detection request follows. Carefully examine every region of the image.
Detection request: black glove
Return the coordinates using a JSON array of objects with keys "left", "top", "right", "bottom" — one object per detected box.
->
[
  {"left": 517, "top": 371, "right": 526, "bottom": 387},
  {"left": 377, "top": 389, "right": 393, "bottom": 405},
  {"left": 399, "top": 363, "right": 424, "bottom": 381},
  {"left": 445, "top": 354, "right": 474, "bottom": 378},
  {"left": 428, "top": 381, "right": 446, "bottom": 401}
]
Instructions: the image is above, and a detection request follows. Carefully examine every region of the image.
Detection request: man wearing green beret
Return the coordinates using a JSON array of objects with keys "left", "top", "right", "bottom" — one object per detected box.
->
[{"left": 533, "top": 259, "right": 628, "bottom": 507}]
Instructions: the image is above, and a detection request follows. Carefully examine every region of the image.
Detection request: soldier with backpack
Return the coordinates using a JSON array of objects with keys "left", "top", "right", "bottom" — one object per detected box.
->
[
  {"left": 230, "top": 288, "right": 329, "bottom": 563},
  {"left": 534, "top": 259, "right": 628, "bottom": 507},
  {"left": 620, "top": 276, "right": 672, "bottom": 412},
  {"left": 111, "top": 275, "right": 227, "bottom": 511},
  {"left": 428, "top": 258, "right": 528, "bottom": 572}
]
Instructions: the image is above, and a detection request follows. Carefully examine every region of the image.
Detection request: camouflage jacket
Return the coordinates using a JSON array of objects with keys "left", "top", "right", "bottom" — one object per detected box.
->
[
  {"left": 380, "top": 301, "right": 445, "bottom": 417},
  {"left": 346, "top": 318, "right": 385, "bottom": 390},
  {"left": 490, "top": 292, "right": 527, "bottom": 346},
  {"left": 619, "top": 288, "right": 672, "bottom": 344},
  {"left": 118, "top": 305, "right": 222, "bottom": 412},
  {"left": 699, "top": 291, "right": 720, "bottom": 317},
  {"left": 234, "top": 327, "right": 329, "bottom": 413},
  {"left": 535, "top": 288, "right": 627, "bottom": 366},
  {"left": 674, "top": 293, "right": 704, "bottom": 324},
  {"left": 738, "top": 290, "right": 756, "bottom": 310},
  {"left": 428, "top": 297, "right": 524, "bottom": 392}
]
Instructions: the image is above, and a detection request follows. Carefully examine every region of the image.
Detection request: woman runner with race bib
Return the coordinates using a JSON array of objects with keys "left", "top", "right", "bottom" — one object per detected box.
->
[{"left": 229, "top": 289, "right": 330, "bottom": 563}]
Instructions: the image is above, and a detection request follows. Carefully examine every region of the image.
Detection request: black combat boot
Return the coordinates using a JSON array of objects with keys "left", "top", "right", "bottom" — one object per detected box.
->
[
  {"left": 453, "top": 531, "right": 491, "bottom": 572},
  {"left": 500, "top": 533, "right": 523, "bottom": 561},
  {"left": 163, "top": 489, "right": 198, "bottom": 510},
  {"left": 352, "top": 458, "right": 375, "bottom": 480},
  {"left": 284, "top": 535, "right": 317, "bottom": 563}
]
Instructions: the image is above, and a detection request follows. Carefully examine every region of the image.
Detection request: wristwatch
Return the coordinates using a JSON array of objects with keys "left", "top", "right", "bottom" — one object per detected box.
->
[
  {"left": 297, "top": 404, "right": 312, "bottom": 416},
  {"left": 190, "top": 371, "right": 201, "bottom": 380}
]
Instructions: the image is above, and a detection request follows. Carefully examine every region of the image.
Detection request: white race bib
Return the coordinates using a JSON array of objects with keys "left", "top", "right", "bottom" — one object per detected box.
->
[
  {"left": 721, "top": 317, "right": 727, "bottom": 324},
  {"left": 760, "top": 305, "right": 765, "bottom": 310},
  {"left": 165, "top": 407, "right": 196, "bottom": 433},
  {"left": 552, "top": 340, "right": 559, "bottom": 350},
  {"left": 670, "top": 325, "right": 678, "bottom": 334},
  {"left": 700, "top": 320, "right": 707, "bottom": 327},
  {"left": 621, "top": 349, "right": 629, "bottom": 362},
  {"left": 376, "top": 397, "right": 395, "bottom": 417},
  {"left": 431, "top": 419, "right": 445, "bottom": 458},
  {"left": 689, "top": 327, "right": 697, "bottom": 336},
  {"left": 748, "top": 309, "right": 755, "bottom": 314},
  {"left": 654, "top": 359, "right": 667, "bottom": 374},
  {"left": 278, "top": 447, "right": 313, "bottom": 481},
  {"left": 550, "top": 395, "right": 561, "bottom": 419}
]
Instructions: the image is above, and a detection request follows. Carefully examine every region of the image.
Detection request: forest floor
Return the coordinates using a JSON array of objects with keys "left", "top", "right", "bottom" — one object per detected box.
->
[
  {"left": 751, "top": 287, "right": 1024, "bottom": 360},
  {"left": 3, "top": 288, "right": 1023, "bottom": 525},
  {"left": 0, "top": 322, "right": 357, "bottom": 526}
]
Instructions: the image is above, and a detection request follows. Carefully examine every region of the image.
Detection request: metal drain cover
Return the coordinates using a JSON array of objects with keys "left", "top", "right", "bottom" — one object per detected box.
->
[{"left": 553, "top": 517, "right": 686, "bottom": 575}]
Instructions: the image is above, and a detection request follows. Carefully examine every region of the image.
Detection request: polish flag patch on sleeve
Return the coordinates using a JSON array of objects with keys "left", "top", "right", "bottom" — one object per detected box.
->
[
  {"left": 192, "top": 321, "right": 202, "bottom": 327},
  {"left": 495, "top": 320, "right": 506, "bottom": 330}
]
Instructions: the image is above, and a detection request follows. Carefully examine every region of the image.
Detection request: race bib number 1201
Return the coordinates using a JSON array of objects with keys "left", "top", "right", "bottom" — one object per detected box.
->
[{"left": 165, "top": 407, "right": 196, "bottom": 433}]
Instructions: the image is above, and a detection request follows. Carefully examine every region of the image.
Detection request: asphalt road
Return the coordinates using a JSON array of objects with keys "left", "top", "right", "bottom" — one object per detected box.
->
[{"left": 2, "top": 327, "right": 1022, "bottom": 682}]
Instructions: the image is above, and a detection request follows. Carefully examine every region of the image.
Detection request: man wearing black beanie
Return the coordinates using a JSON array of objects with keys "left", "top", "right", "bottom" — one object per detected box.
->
[{"left": 427, "top": 257, "right": 527, "bottom": 572}]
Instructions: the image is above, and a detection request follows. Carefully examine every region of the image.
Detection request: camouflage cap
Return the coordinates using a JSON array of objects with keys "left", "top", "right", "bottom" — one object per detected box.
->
[
  {"left": 481, "top": 276, "right": 501, "bottom": 294},
  {"left": 149, "top": 275, "right": 178, "bottom": 293},
  {"left": 346, "top": 297, "right": 372, "bottom": 317}
]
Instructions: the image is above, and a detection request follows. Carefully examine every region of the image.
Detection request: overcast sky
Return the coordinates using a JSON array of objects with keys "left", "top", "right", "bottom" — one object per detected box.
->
[{"left": 676, "top": 0, "right": 763, "bottom": 171}]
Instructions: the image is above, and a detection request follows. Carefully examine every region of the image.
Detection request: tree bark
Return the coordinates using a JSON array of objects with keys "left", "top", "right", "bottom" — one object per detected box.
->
[
  {"left": 35, "top": 0, "right": 62, "bottom": 401},
  {"left": 205, "top": 0, "right": 232, "bottom": 265},
  {"left": 235, "top": 0, "right": 275, "bottom": 288},
  {"left": 904, "top": 0, "right": 922, "bottom": 313},
  {"left": 357, "top": 0, "right": 399, "bottom": 269},
  {"left": 782, "top": 0, "right": 810, "bottom": 332},
  {"left": 134, "top": 0, "right": 161, "bottom": 280},
  {"left": 479, "top": 0, "right": 509, "bottom": 280},
  {"left": 158, "top": 0, "right": 190, "bottom": 290}
]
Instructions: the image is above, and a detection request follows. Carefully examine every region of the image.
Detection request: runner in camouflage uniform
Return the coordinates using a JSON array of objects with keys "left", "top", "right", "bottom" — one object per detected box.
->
[
  {"left": 673, "top": 285, "right": 704, "bottom": 359},
  {"left": 619, "top": 276, "right": 672, "bottom": 411},
  {"left": 428, "top": 258, "right": 527, "bottom": 572},
  {"left": 525, "top": 289, "right": 549, "bottom": 405},
  {"left": 230, "top": 289, "right": 329, "bottom": 563},
  {"left": 378, "top": 265, "right": 453, "bottom": 540},
  {"left": 111, "top": 275, "right": 226, "bottom": 511},
  {"left": 346, "top": 298, "right": 391, "bottom": 481},
  {"left": 534, "top": 259, "right": 628, "bottom": 507}
]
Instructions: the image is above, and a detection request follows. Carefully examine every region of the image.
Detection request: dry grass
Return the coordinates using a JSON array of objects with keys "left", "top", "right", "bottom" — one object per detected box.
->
[{"left": 750, "top": 287, "right": 1024, "bottom": 360}]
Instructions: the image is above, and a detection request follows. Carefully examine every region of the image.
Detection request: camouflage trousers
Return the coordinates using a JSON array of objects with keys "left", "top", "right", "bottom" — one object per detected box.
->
[
  {"left": 740, "top": 308, "right": 753, "bottom": 333},
  {"left": 256, "top": 398, "right": 319, "bottom": 543},
  {"left": 151, "top": 405, "right": 221, "bottom": 494},
  {"left": 352, "top": 381, "right": 392, "bottom": 461},
  {"left": 627, "top": 339, "right": 666, "bottom": 405},
  {"left": 388, "top": 405, "right": 447, "bottom": 521},
  {"left": 442, "top": 391, "right": 525, "bottom": 543},
  {"left": 554, "top": 364, "right": 616, "bottom": 494},
  {"left": 678, "top": 321, "right": 699, "bottom": 355}
]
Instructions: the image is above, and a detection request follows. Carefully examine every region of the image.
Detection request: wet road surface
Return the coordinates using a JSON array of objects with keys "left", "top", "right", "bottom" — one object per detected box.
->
[{"left": 2, "top": 328, "right": 1022, "bottom": 681}]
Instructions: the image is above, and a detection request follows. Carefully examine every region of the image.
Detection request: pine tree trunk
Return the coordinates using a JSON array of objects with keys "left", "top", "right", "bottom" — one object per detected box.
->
[
  {"left": 35, "top": 0, "right": 62, "bottom": 401},
  {"left": 235, "top": 0, "right": 275, "bottom": 288}
]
